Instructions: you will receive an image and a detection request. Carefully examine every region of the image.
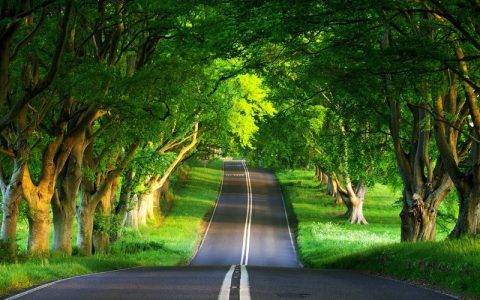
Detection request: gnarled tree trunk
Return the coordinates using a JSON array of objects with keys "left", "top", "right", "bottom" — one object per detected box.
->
[
  {"left": 382, "top": 30, "right": 455, "bottom": 242},
  {"left": 400, "top": 174, "right": 452, "bottom": 242},
  {"left": 400, "top": 193, "right": 437, "bottom": 241}
]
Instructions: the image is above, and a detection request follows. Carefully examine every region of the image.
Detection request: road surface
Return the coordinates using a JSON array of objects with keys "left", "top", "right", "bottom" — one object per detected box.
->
[{"left": 6, "top": 160, "right": 455, "bottom": 300}]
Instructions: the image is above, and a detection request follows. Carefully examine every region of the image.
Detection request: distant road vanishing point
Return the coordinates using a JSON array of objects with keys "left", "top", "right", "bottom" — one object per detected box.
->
[{"left": 6, "top": 160, "right": 455, "bottom": 300}]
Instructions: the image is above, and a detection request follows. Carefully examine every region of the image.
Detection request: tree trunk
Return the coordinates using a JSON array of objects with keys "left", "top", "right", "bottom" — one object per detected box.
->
[
  {"left": 342, "top": 193, "right": 353, "bottom": 217},
  {"left": 79, "top": 141, "right": 137, "bottom": 255},
  {"left": 349, "top": 198, "right": 367, "bottom": 225},
  {"left": 326, "top": 175, "right": 336, "bottom": 195},
  {"left": 315, "top": 166, "right": 320, "bottom": 179},
  {"left": 21, "top": 136, "right": 72, "bottom": 256},
  {"left": 450, "top": 184, "right": 480, "bottom": 237},
  {"left": 341, "top": 182, "right": 367, "bottom": 225},
  {"left": 159, "top": 183, "right": 174, "bottom": 218},
  {"left": 327, "top": 175, "right": 343, "bottom": 205},
  {"left": 92, "top": 180, "right": 116, "bottom": 254},
  {"left": 27, "top": 202, "right": 51, "bottom": 255},
  {"left": 0, "top": 186, "right": 22, "bottom": 257},
  {"left": 125, "top": 194, "right": 139, "bottom": 230},
  {"left": 24, "top": 185, "right": 56, "bottom": 256},
  {"left": 146, "top": 190, "right": 157, "bottom": 223},
  {"left": 52, "top": 133, "right": 85, "bottom": 255},
  {"left": 350, "top": 183, "right": 367, "bottom": 224},
  {"left": 334, "top": 194, "right": 343, "bottom": 205},
  {"left": 137, "top": 193, "right": 149, "bottom": 227},
  {"left": 76, "top": 193, "right": 96, "bottom": 256},
  {"left": 400, "top": 197, "right": 437, "bottom": 242},
  {"left": 93, "top": 229, "right": 109, "bottom": 254},
  {"left": 149, "top": 178, "right": 169, "bottom": 224},
  {"left": 320, "top": 172, "right": 328, "bottom": 184},
  {"left": 151, "top": 188, "right": 162, "bottom": 222},
  {"left": 0, "top": 162, "right": 24, "bottom": 257},
  {"left": 52, "top": 199, "right": 75, "bottom": 255},
  {"left": 400, "top": 176, "right": 451, "bottom": 242},
  {"left": 0, "top": 194, "right": 21, "bottom": 256},
  {"left": 111, "top": 170, "right": 133, "bottom": 242},
  {"left": 315, "top": 167, "right": 327, "bottom": 184}
]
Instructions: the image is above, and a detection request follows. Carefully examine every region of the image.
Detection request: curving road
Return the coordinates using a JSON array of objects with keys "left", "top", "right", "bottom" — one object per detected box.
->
[{"left": 6, "top": 160, "right": 455, "bottom": 300}]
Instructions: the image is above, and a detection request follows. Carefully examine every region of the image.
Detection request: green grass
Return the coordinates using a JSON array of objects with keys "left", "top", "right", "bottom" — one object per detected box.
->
[
  {"left": 0, "top": 159, "right": 223, "bottom": 297},
  {"left": 277, "top": 169, "right": 479, "bottom": 298}
]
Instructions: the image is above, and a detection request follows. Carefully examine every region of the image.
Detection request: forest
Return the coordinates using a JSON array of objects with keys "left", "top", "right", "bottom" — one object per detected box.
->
[{"left": 0, "top": 0, "right": 479, "bottom": 296}]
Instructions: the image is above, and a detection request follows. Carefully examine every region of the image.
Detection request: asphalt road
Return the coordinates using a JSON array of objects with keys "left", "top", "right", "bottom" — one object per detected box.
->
[
  {"left": 190, "top": 160, "right": 298, "bottom": 267},
  {"left": 6, "top": 160, "right": 455, "bottom": 300}
]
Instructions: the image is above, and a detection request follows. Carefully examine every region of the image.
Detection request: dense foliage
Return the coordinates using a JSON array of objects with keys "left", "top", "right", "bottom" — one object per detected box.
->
[{"left": 0, "top": 0, "right": 479, "bottom": 261}]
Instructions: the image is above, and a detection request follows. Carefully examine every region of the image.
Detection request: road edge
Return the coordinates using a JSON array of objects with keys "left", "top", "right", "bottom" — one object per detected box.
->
[
  {"left": 358, "top": 269, "right": 459, "bottom": 299},
  {"left": 272, "top": 172, "right": 303, "bottom": 268},
  {"left": 188, "top": 160, "right": 225, "bottom": 265},
  {"left": 3, "top": 266, "right": 143, "bottom": 300}
]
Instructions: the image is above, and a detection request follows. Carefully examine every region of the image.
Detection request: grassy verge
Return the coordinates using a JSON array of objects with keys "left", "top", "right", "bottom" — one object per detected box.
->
[
  {"left": 0, "top": 159, "right": 223, "bottom": 297},
  {"left": 277, "top": 169, "right": 479, "bottom": 298}
]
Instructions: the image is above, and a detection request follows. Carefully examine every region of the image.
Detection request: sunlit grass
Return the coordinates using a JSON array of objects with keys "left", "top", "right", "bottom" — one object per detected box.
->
[
  {"left": 0, "top": 159, "right": 222, "bottom": 297},
  {"left": 277, "top": 169, "right": 480, "bottom": 298},
  {"left": 277, "top": 169, "right": 401, "bottom": 266}
]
